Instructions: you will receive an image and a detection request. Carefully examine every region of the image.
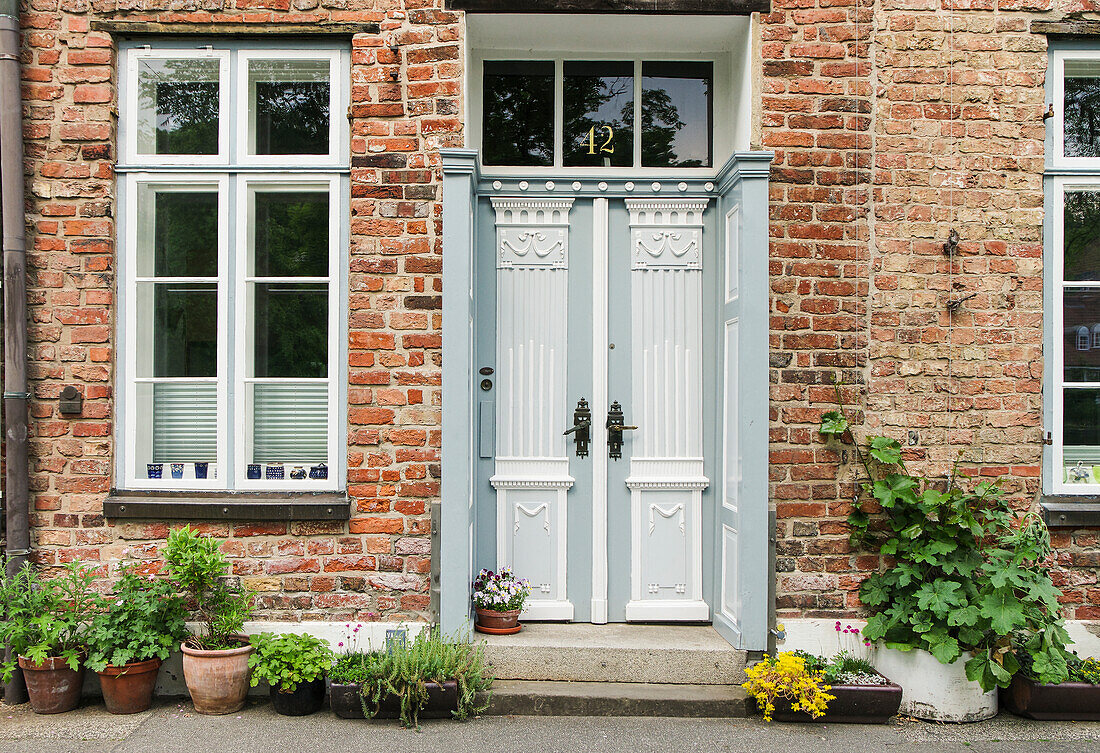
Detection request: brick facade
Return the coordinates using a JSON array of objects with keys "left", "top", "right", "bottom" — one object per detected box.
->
[
  {"left": 765, "top": 0, "right": 1100, "bottom": 621},
  {"left": 19, "top": 0, "right": 461, "bottom": 621},
  {"left": 11, "top": 1, "right": 1100, "bottom": 625}
]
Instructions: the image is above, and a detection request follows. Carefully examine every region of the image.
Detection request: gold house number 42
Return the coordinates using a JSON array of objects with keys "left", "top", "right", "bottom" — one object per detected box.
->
[{"left": 586, "top": 125, "right": 614, "bottom": 155}]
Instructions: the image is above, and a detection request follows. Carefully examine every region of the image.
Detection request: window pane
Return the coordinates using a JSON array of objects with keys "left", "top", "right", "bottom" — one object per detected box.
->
[
  {"left": 253, "top": 283, "right": 328, "bottom": 378},
  {"left": 249, "top": 59, "right": 330, "bottom": 155},
  {"left": 482, "top": 61, "right": 554, "bottom": 167},
  {"left": 1064, "top": 190, "right": 1100, "bottom": 281},
  {"left": 641, "top": 62, "right": 712, "bottom": 168},
  {"left": 252, "top": 382, "right": 328, "bottom": 464},
  {"left": 563, "top": 61, "right": 634, "bottom": 168},
  {"left": 1064, "top": 288, "right": 1100, "bottom": 382},
  {"left": 1064, "top": 388, "right": 1100, "bottom": 483},
  {"left": 253, "top": 191, "right": 329, "bottom": 277},
  {"left": 137, "top": 58, "right": 220, "bottom": 155},
  {"left": 1064, "top": 60, "right": 1100, "bottom": 158},
  {"left": 138, "top": 190, "right": 218, "bottom": 278},
  {"left": 136, "top": 282, "right": 217, "bottom": 378}
]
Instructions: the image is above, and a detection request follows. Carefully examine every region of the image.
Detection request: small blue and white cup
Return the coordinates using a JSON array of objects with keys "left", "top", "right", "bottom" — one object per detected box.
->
[
  {"left": 194, "top": 462, "right": 209, "bottom": 479},
  {"left": 266, "top": 464, "right": 284, "bottom": 480},
  {"left": 171, "top": 463, "right": 184, "bottom": 479},
  {"left": 247, "top": 463, "right": 261, "bottom": 480},
  {"left": 147, "top": 463, "right": 163, "bottom": 479}
]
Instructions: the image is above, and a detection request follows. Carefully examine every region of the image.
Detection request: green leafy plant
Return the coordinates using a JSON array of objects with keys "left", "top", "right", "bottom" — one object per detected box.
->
[
  {"left": 248, "top": 632, "right": 334, "bottom": 692},
  {"left": 819, "top": 383, "right": 1071, "bottom": 692},
  {"left": 0, "top": 560, "right": 100, "bottom": 680},
  {"left": 335, "top": 629, "right": 493, "bottom": 729},
  {"left": 85, "top": 565, "right": 189, "bottom": 672},
  {"left": 163, "top": 525, "right": 254, "bottom": 650}
]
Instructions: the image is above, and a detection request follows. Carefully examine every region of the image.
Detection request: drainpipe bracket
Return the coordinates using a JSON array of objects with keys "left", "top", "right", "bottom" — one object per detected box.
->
[{"left": 3, "top": 391, "right": 29, "bottom": 399}]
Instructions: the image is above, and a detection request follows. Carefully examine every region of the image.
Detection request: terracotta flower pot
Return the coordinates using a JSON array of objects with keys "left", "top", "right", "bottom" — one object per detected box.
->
[
  {"left": 97, "top": 658, "right": 162, "bottom": 715},
  {"left": 475, "top": 607, "right": 521, "bottom": 632},
  {"left": 17, "top": 655, "right": 84, "bottom": 715},
  {"left": 180, "top": 637, "right": 254, "bottom": 715}
]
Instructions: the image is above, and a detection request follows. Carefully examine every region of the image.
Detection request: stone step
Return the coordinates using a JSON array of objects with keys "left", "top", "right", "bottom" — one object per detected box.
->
[
  {"left": 482, "top": 680, "right": 751, "bottom": 717},
  {"left": 478, "top": 623, "right": 747, "bottom": 685}
]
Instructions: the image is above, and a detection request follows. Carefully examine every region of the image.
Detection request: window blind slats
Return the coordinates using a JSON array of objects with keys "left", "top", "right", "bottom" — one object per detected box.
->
[
  {"left": 253, "top": 382, "right": 328, "bottom": 463},
  {"left": 152, "top": 383, "right": 218, "bottom": 462}
]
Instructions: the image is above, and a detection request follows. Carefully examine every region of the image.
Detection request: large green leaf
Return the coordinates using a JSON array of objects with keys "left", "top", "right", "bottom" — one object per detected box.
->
[
  {"left": 927, "top": 633, "right": 961, "bottom": 664},
  {"left": 979, "top": 588, "right": 1027, "bottom": 635},
  {"left": 916, "top": 580, "right": 963, "bottom": 618}
]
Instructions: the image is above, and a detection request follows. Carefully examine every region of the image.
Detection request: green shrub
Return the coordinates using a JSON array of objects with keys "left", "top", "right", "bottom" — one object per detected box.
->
[
  {"left": 0, "top": 560, "right": 99, "bottom": 681},
  {"left": 248, "top": 632, "right": 334, "bottom": 692},
  {"left": 85, "top": 565, "right": 189, "bottom": 672},
  {"left": 820, "top": 382, "right": 1071, "bottom": 692},
  {"left": 163, "top": 525, "right": 254, "bottom": 650}
]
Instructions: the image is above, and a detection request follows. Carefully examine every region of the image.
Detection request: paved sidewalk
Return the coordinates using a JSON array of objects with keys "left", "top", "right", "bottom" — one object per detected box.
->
[{"left": 3, "top": 699, "right": 1100, "bottom": 753}]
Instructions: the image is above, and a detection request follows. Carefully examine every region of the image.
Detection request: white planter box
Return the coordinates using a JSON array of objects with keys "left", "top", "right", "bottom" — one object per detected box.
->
[{"left": 873, "top": 646, "right": 997, "bottom": 722}]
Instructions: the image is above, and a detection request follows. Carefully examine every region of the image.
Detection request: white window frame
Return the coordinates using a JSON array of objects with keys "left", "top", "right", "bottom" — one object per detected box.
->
[
  {"left": 236, "top": 49, "right": 346, "bottom": 169},
  {"left": 1050, "top": 176, "right": 1100, "bottom": 493},
  {"left": 1052, "top": 48, "right": 1100, "bottom": 169},
  {"left": 124, "top": 48, "right": 231, "bottom": 167},
  {"left": 117, "top": 42, "right": 349, "bottom": 492}
]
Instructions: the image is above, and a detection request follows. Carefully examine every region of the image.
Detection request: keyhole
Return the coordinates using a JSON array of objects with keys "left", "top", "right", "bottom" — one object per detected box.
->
[{"left": 609, "top": 343, "right": 616, "bottom": 350}]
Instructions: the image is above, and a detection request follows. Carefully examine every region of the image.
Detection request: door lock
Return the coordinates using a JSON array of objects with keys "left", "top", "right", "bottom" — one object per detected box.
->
[
  {"left": 606, "top": 401, "right": 638, "bottom": 460},
  {"left": 563, "top": 398, "right": 592, "bottom": 457}
]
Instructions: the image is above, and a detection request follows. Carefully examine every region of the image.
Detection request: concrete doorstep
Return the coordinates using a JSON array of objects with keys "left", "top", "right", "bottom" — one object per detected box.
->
[{"left": 482, "top": 680, "right": 751, "bottom": 717}]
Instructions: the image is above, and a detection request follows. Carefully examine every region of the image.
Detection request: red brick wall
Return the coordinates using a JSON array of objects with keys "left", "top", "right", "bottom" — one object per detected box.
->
[
  {"left": 20, "top": 1, "right": 461, "bottom": 621},
  {"left": 764, "top": 0, "right": 1100, "bottom": 620}
]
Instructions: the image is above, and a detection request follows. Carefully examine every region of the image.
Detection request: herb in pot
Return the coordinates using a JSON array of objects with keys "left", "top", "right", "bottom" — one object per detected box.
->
[{"left": 248, "top": 632, "right": 334, "bottom": 693}]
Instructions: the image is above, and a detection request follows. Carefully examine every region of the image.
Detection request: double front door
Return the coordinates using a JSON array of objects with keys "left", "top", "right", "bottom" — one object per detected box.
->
[{"left": 474, "top": 188, "right": 717, "bottom": 623}]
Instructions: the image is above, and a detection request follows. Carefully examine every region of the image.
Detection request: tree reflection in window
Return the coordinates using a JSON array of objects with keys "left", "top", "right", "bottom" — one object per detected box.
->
[
  {"left": 1065, "top": 63, "right": 1100, "bottom": 158},
  {"left": 642, "top": 62, "right": 712, "bottom": 168},
  {"left": 250, "top": 60, "right": 330, "bottom": 155},
  {"left": 482, "top": 61, "right": 554, "bottom": 167},
  {"left": 563, "top": 61, "right": 633, "bottom": 168},
  {"left": 138, "top": 59, "right": 220, "bottom": 155}
]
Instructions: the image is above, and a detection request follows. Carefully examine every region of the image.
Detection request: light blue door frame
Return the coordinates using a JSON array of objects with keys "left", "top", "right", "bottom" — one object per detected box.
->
[{"left": 440, "top": 150, "right": 773, "bottom": 645}]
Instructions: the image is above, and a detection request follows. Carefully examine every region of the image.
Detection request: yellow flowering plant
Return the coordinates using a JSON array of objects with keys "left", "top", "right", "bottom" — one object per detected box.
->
[{"left": 741, "top": 652, "right": 836, "bottom": 721}]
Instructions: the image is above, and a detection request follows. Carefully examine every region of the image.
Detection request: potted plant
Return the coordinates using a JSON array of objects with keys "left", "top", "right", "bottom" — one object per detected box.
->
[
  {"left": 0, "top": 561, "right": 99, "bottom": 714},
  {"left": 85, "top": 565, "right": 188, "bottom": 714},
  {"left": 248, "top": 632, "right": 333, "bottom": 716},
  {"left": 742, "top": 652, "right": 835, "bottom": 722},
  {"left": 1003, "top": 644, "right": 1100, "bottom": 720},
  {"left": 472, "top": 568, "right": 530, "bottom": 634},
  {"left": 330, "top": 629, "right": 492, "bottom": 728},
  {"left": 820, "top": 388, "right": 1070, "bottom": 722},
  {"left": 164, "top": 525, "right": 255, "bottom": 715},
  {"left": 784, "top": 647, "right": 902, "bottom": 724}
]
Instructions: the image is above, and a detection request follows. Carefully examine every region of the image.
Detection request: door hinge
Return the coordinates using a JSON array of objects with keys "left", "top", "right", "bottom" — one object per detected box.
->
[{"left": 1043, "top": 431, "right": 1053, "bottom": 446}]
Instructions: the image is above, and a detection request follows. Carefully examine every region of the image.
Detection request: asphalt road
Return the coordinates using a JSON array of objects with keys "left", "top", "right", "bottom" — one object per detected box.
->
[{"left": 4, "top": 699, "right": 1100, "bottom": 753}]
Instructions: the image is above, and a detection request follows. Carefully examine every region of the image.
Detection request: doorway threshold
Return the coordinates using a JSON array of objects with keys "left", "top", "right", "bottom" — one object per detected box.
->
[{"left": 477, "top": 623, "right": 746, "bottom": 684}]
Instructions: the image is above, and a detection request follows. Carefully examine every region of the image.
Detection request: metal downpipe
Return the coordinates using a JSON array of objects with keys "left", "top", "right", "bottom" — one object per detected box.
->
[{"left": 0, "top": 0, "right": 30, "bottom": 706}]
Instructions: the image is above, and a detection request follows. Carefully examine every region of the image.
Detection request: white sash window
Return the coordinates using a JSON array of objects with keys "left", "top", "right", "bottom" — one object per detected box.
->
[{"left": 117, "top": 43, "right": 349, "bottom": 491}]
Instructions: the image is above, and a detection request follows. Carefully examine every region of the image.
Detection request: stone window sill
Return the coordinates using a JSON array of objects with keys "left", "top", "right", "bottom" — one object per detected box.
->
[
  {"left": 1040, "top": 498, "right": 1100, "bottom": 528},
  {"left": 104, "top": 491, "right": 351, "bottom": 522}
]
